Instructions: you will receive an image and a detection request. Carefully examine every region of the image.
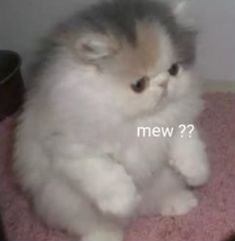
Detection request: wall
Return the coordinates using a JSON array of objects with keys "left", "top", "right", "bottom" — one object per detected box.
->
[
  {"left": 189, "top": 0, "right": 235, "bottom": 82},
  {"left": 0, "top": 0, "right": 235, "bottom": 82},
  {"left": 0, "top": 0, "right": 97, "bottom": 77}
]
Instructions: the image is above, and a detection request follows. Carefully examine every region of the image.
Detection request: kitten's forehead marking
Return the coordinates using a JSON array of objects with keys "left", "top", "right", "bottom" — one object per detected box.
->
[
  {"left": 115, "top": 22, "right": 161, "bottom": 78},
  {"left": 135, "top": 22, "right": 160, "bottom": 71}
]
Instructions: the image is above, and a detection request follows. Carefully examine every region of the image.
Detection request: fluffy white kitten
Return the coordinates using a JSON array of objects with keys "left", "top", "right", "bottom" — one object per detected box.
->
[{"left": 14, "top": 0, "right": 210, "bottom": 240}]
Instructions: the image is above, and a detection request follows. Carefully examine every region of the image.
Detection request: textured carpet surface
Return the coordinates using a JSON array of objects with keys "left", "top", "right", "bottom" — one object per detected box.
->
[{"left": 0, "top": 93, "right": 234, "bottom": 241}]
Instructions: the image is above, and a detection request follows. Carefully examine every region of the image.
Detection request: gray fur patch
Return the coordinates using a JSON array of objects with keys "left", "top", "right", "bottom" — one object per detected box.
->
[{"left": 30, "top": 0, "right": 197, "bottom": 80}]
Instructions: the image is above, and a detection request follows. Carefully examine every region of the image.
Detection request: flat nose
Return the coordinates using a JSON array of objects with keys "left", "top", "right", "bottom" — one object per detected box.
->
[
  {"left": 153, "top": 72, "right": 169, "bottom": 88},
  {"left": 158, "top": 79, "right": 169, "bottom": 88}
]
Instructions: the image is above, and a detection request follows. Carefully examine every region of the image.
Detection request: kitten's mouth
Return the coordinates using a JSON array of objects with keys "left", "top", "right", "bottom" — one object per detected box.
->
[
  {"left": 162, "top": 87, "right": 168, "bottom": 97},
  {"left": 153, "top": 88, "right": 168, "bottom": 112},
  {"left": 159, "top": 87, "right": 168, "bottom": 102}
]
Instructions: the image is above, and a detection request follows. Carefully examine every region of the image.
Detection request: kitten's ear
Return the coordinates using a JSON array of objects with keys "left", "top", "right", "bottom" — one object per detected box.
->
[
  {"left": 76, "top": 33, "right": 120, "bottom": 62},
  {"left": 172, "top": 0, "right": 194, "bottom": 25},
  {"left": 173, "top": 0, "right": 188, "bottom": 16}
]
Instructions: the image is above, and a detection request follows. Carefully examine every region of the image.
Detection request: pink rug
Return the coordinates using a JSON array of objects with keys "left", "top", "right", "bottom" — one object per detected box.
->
[{"left": 0, "top": 93, "right": 235, "bottom": 241}]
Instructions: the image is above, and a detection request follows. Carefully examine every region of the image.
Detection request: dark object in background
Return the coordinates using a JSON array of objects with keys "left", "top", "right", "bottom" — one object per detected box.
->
[
  {"left": 0, "top": 50, "right": 24, "bottom": 121},
  {"left": 224, "top": 233, "right": 235, "bottom": 241},
  {"left": 0, "top": 216, "right": 6, "bottom": 241}
]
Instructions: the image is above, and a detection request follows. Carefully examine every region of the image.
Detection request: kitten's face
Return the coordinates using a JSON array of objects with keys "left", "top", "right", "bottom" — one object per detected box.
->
[{"left": 76, "top": 22, "right": 193, "bottom": 118}]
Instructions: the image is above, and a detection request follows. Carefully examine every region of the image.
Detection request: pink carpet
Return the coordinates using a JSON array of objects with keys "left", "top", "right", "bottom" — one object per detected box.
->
[{"left": 0, "top": 93, "right": 235, "bottom": 241}]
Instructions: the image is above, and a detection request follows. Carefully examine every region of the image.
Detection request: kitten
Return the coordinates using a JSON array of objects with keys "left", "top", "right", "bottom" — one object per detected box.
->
[{"left": 14, "top": 0, "right": 210, "bottom": 240}]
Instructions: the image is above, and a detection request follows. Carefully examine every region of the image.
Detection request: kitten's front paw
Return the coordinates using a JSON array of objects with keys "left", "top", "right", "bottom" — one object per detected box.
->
[
  {"left": 97, "top": 184, "right": 140, "bottom": 218},
  {"left": 169, "top": 158, "right": 210, "bottom": 187},
  {"left": 160, "top": 190, "right": 198, "bottom": 216},
  {"left": 96, "top": 165, "right": 140, "bottom": 218},
  {"left": 185, "top": 163, "right": 210, "bottom": 187}
]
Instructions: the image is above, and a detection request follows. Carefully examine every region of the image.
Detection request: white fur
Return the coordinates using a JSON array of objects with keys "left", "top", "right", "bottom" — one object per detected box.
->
[
  {"left": 14, "top": 27, "right": 210, "bottom": 241},
  {"left": 174, "top": 1, "right": 188, "bottom": 15}
]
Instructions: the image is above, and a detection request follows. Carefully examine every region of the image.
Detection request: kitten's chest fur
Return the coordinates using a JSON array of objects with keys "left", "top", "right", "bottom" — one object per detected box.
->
[{"left": 98, "top": 118, "right": 171, "bottom": 186}]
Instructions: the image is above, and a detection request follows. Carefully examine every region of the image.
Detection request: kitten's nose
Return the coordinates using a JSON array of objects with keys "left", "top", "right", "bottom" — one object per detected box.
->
[
  {"left": 153, "top": 72, "right": 169, "bottom": 88},
  {"left": 158, "top": 79, "right": 169, "bottom": 88}
]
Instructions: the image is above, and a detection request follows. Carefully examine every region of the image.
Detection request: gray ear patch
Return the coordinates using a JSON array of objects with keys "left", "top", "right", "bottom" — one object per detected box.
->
[
  {"left": 173, "top": 1, "right": 188, "bottom": 15},
  {"left": 30, "top": 0, "right": 197, "bottom": 76}
]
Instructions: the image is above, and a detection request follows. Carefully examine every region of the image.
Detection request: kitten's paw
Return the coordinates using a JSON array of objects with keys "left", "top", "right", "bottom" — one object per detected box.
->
[
  {"left": 96, "top": 165, "right": 140, "bottom": 218},
  {"left": 185, "top": 161, "right": 210, "bottom": 187},
  {"left": 169, "top": 158, "right": 210, "bottom": 187},
  {"left": 97, "top": 186, "right": 140, "bottom": 218},
  {"left": 160, "top": 190, "right": 198, "bottom": 216}
]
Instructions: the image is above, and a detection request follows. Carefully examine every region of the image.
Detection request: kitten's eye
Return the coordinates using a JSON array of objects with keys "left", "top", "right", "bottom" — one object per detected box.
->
[
  {"left": 131, "top": 76, "right": 149, "bottom": 93},
  {"left": 168, "top": 63, "right": 179, "bottom": 76}
]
